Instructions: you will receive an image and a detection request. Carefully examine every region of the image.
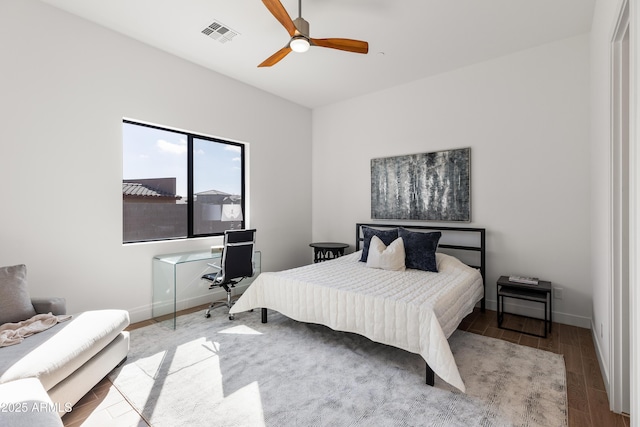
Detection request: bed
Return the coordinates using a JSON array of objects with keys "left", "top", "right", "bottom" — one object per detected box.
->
[{"left": 229, "top": 223, "right": 486, "bottom": 392}]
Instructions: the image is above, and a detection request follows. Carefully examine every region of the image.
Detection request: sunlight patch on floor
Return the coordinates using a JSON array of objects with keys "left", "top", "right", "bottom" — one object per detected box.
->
[{"left": 219, "top": 324, "right": 263, "bottom": 335}]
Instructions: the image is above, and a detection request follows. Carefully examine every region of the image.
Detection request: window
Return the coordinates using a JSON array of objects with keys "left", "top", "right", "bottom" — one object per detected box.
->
[{"left": 122, "top": 120, "right": 245, "bottom": 243}]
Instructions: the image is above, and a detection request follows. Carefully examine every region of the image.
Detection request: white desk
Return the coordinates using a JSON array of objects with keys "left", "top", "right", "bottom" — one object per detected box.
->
[{"left": 152, "top": 250, "right": 261, "bottom": 328}]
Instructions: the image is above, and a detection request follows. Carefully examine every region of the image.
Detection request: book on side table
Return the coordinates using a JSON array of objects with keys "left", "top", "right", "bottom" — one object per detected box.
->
[{"left": 508, "top": 275, "right": 539, "bottom": 285}]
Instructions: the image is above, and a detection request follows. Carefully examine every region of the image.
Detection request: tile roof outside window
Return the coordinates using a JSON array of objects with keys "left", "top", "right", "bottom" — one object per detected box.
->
[{"left": 122, "top": 182, "right": 181, "bottom": 200}]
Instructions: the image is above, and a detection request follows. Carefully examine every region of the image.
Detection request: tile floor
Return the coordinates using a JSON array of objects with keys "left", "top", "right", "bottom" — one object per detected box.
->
[{"left": 61, "top": 307, "right": 630, "bottom": 427}]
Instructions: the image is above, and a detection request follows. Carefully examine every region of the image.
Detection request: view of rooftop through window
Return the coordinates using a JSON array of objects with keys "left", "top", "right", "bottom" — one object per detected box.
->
[{"left": 122, "top": 120, "right": 244, "bottom": 243}]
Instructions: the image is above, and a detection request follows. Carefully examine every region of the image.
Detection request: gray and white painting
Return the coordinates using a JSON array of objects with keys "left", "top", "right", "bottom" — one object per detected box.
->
[{"left": 371, "top": 148, "right": 470, "bottom": 222}]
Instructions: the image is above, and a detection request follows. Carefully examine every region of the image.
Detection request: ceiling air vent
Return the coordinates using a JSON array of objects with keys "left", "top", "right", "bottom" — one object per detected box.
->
[{"left": 202, "top": 20, "right": 239, "bottom": 44}]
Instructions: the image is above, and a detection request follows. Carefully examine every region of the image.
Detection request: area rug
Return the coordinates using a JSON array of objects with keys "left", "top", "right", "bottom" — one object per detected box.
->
[{"left": 109, "top": 310, "right": 567, "bottom": 427}]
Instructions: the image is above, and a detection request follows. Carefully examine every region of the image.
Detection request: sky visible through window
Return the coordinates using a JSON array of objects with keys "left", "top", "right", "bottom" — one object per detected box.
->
[{"left": 122, "top": 122, "right": 242, "bottom": 197}]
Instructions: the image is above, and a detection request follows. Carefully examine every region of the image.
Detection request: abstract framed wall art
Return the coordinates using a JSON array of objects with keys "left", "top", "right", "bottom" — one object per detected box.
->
[{"left": 371, "top": 148, "right": 470, "bottom": 222}]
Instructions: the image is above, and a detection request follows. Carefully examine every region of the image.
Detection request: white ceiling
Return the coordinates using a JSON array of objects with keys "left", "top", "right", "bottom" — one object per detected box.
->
[{"left": 39, "top": 0, "right": 595, "bottom": 109}]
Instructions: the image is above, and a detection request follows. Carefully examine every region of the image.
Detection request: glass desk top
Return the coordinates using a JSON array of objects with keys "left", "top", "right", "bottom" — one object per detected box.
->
[{"left": 153, "top": 249, "right": 223, "bottom": 265}]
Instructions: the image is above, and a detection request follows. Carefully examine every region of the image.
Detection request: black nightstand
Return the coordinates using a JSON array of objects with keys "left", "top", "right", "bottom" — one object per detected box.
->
[
  {"left": 497, "top": 275, "right": 552, "bottom": 338},
  {"left": 309, "top": 242, "right": 349, "bottom": 263}
]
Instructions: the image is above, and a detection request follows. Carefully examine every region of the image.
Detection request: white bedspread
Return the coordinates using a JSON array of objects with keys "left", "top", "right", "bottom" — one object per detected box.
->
[{"left": 230, "top": 251, "right": 483, "bottom": 392}]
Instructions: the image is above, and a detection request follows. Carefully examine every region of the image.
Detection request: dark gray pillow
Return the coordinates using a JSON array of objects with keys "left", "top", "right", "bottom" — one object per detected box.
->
[
  {"left": 398, "top": 228, "right": 442, "bottom": 272},
  {"left": 359, "top": 226, "right": 399, "bottom": 262},
  {"left": 0, "top": 264, "right": 36, "bottom": 324}
]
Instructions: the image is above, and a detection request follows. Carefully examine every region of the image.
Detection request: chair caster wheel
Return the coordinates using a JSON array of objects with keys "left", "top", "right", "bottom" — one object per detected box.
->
[
  {"left": 205, "top": 313, "right": 211, "bottom": 318},
  {"left": 229, "top": 315, "right": 235, "bottom": 320}
]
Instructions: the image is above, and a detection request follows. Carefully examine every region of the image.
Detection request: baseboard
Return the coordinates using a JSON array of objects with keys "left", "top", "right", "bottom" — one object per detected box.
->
[
  {"left": 130, "top": 293, "right": 594, "bottom": 328},
  {"left": 591, "top": 318, "right": 611, "bottom": 398},
  {"left": 482, "top": 299, "right": 592, "bottom": 329},
  {"left": 127, "top": 305, "right": 152, "bottom": 324}
]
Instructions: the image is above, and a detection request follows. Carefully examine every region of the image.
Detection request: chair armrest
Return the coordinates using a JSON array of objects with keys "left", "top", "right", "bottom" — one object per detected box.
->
[{"left": 31, "top": 297, "right": 67, "bottom": 315}]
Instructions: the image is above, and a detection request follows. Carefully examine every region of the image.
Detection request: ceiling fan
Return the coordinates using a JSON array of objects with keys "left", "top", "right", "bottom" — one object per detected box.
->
[{"left": 259, "top": 0, "right": 369, "bottom": 67}]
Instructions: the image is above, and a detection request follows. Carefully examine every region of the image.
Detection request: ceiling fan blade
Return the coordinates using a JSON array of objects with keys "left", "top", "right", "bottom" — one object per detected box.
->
[
  {"left": 258, "top": 46, "right": 293, "bottom": 67},
  {"left": 311, "top": 38, "right": 369, "bottom": 54},
  {"left": 262, "top": 0, "right": 296, "bottom": 37}
]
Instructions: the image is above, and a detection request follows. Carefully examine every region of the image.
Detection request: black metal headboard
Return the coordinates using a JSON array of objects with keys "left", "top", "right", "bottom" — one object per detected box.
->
[{"left": 356, "top": 223, "right": 486, "bottom": 311}]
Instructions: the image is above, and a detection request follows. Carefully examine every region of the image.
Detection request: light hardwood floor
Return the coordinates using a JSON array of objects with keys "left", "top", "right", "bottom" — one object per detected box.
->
[{"left": 61, "top": 307, "right": 630, "bottom": 427}]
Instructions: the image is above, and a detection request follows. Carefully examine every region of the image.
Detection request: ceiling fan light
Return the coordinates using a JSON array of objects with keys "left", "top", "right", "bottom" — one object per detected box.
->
[{"left": 290, "top": 36, "right": 310, "bottom": 53}]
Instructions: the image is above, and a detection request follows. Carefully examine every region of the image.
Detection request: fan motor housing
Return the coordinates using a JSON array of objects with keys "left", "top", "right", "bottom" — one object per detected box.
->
[{"left": 293, "top": 17, "right": 310, "bottom": 37}]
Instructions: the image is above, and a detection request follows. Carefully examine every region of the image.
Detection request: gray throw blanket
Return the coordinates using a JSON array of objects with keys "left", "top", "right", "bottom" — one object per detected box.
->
[{"left": 0, "top": 313, "right": 72, "bottom": 347}]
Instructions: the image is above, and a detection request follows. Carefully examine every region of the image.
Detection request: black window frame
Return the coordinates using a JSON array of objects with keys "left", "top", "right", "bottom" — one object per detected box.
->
[{"left": 123, "top": 119, "right": 246, "bottom": 243}]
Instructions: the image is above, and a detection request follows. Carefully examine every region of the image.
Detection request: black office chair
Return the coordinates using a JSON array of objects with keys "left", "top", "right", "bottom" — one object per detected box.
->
[{"left": 202, "top": 229, "right": 256, "bottom": 320}]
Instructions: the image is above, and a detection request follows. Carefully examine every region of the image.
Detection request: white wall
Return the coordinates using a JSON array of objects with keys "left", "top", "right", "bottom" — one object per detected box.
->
[
  {"left": 312, "top": 35, "right": 592, "bottom": 327},
  {"left": 0, "top": 0, "right": 312, "bottom": 322}
]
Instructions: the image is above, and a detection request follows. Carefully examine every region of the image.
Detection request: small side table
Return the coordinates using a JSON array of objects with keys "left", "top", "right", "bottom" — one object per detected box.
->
[
  {"left": 309, "top": 242, "right": 349, "bottom": 263},
  {"left": 497, "top": 275, "right": 552, "bottom": 338}
]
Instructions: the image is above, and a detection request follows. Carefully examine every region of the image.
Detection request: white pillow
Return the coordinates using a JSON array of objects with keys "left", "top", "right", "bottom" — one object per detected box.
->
[{"left": 366, "top": 236, "right": 406, "bottom": 271}]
